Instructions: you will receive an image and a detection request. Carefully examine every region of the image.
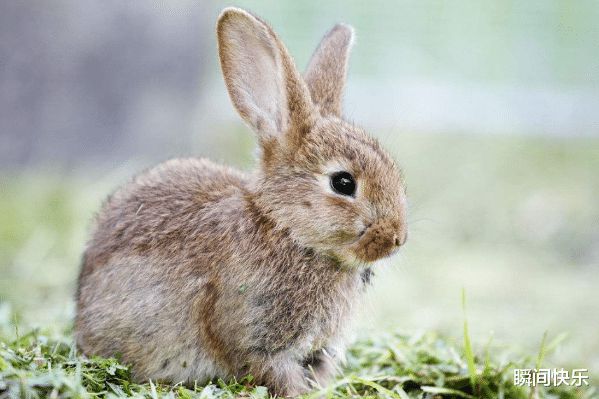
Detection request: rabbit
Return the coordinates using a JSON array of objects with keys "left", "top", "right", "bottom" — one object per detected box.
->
[{"left": 75, "top": 7, "right": 408, "bottom": 397}]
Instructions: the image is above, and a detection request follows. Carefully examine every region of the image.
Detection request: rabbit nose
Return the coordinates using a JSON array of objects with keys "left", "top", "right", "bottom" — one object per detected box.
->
[
  {"left": 350, "top": 219, "right": 407, "bottom": 262},
  {"left": 393, "top": 230, "right": 407, "bottom": 247}
]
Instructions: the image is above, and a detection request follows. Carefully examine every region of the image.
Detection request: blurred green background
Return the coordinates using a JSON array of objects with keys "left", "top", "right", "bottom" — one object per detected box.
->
[{"left": 1, "top": 0, "right": 598, "bottom": 381}]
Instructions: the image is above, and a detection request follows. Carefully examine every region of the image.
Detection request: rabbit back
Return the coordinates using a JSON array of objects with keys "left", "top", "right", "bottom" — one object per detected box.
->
[{"left": 75, "top": 157, "right": 250, "bottom": 382}]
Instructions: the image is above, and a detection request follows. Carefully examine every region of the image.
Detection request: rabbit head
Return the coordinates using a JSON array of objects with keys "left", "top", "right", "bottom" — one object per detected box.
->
[{"left": 217, "top": 8, "right": 407, "bottom": 266}]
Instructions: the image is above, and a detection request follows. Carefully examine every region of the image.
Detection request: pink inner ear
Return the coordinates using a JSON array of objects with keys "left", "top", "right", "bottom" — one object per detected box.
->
[{"left": 217, "top": 10, "right": 288, "bottom": 137}]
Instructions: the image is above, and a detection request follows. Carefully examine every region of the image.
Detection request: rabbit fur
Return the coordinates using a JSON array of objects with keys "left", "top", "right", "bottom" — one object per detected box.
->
[{"left": 75, "top": 7, "right": 408, "bottom": 397}]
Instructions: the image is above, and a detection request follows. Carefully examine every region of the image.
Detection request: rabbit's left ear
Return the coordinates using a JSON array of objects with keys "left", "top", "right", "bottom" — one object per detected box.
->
[
  {"left": 304, "top": 24, "right": 355, "bottom": 117},
  {"left": 217, "top": 7, "right": 315, "bottom": 149}
]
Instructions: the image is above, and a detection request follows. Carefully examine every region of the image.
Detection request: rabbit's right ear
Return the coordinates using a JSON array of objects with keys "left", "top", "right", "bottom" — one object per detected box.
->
[
  {"left": 217, "top": 8, "right": 314, "bottom": 147},
  {"left": 304, "top": 24, "right": 354, "bottom": 117}
]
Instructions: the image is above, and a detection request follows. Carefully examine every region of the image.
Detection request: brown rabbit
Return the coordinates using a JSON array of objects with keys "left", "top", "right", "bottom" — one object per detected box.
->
[{"left": 75, "top": 7, "right": 407, "bottom": 397}]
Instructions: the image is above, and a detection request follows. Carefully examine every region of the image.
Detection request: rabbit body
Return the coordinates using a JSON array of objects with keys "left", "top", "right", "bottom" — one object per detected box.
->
[
  {"left": 76, "top": 7, "right": 407, "bottom": 397},
  {"left": 76, "top": 158, "right": 361, "bottom": 393}
]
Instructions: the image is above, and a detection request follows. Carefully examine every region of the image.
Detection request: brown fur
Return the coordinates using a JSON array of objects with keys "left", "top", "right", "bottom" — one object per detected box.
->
[
  {"left": 76, "top": 8, "right": 407, "bottom": 397},
  {"left": 305, "top": 23, "right": 354, "bottom": 117}
]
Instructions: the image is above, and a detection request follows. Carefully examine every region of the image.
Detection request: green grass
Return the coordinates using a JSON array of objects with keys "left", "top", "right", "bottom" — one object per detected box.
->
[
  {"left": 461, "top": 289, "right": 477, "bottom": 390},
  {"left": 1, "top": 316, "right": 594, "bottom": 399}
]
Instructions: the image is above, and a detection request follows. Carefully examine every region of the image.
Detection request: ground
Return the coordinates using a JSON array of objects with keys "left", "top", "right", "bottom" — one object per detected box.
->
[{"left": 0, "top": 312, "right": 593, "bottom": 398}]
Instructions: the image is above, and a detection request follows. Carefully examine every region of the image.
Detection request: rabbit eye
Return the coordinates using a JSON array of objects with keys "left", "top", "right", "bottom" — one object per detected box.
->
[{"left": 330, "top": 171, "right": 356, "bottom": 197}]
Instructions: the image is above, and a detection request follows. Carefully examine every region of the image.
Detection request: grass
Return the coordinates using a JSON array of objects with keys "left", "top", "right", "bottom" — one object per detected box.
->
[
  {"left": 0, "top": 312, "right": 594, "bottom": 399},
  {"left": 461, "top": 289, "right": 477, "bottom": 390}
]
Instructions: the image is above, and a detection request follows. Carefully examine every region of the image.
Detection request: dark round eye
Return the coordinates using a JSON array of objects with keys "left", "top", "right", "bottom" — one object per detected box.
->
[{"left": 330, "top": 171, "right": 356, "bottom": 197}]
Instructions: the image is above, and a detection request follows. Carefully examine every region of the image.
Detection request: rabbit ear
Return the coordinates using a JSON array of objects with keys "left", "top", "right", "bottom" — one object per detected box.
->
[
  {"left": 217, "top": 8, "right": 314, "bottom": 146},
  {"left": 304, "top": 24, "right": 354, "bottom": 117}
]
